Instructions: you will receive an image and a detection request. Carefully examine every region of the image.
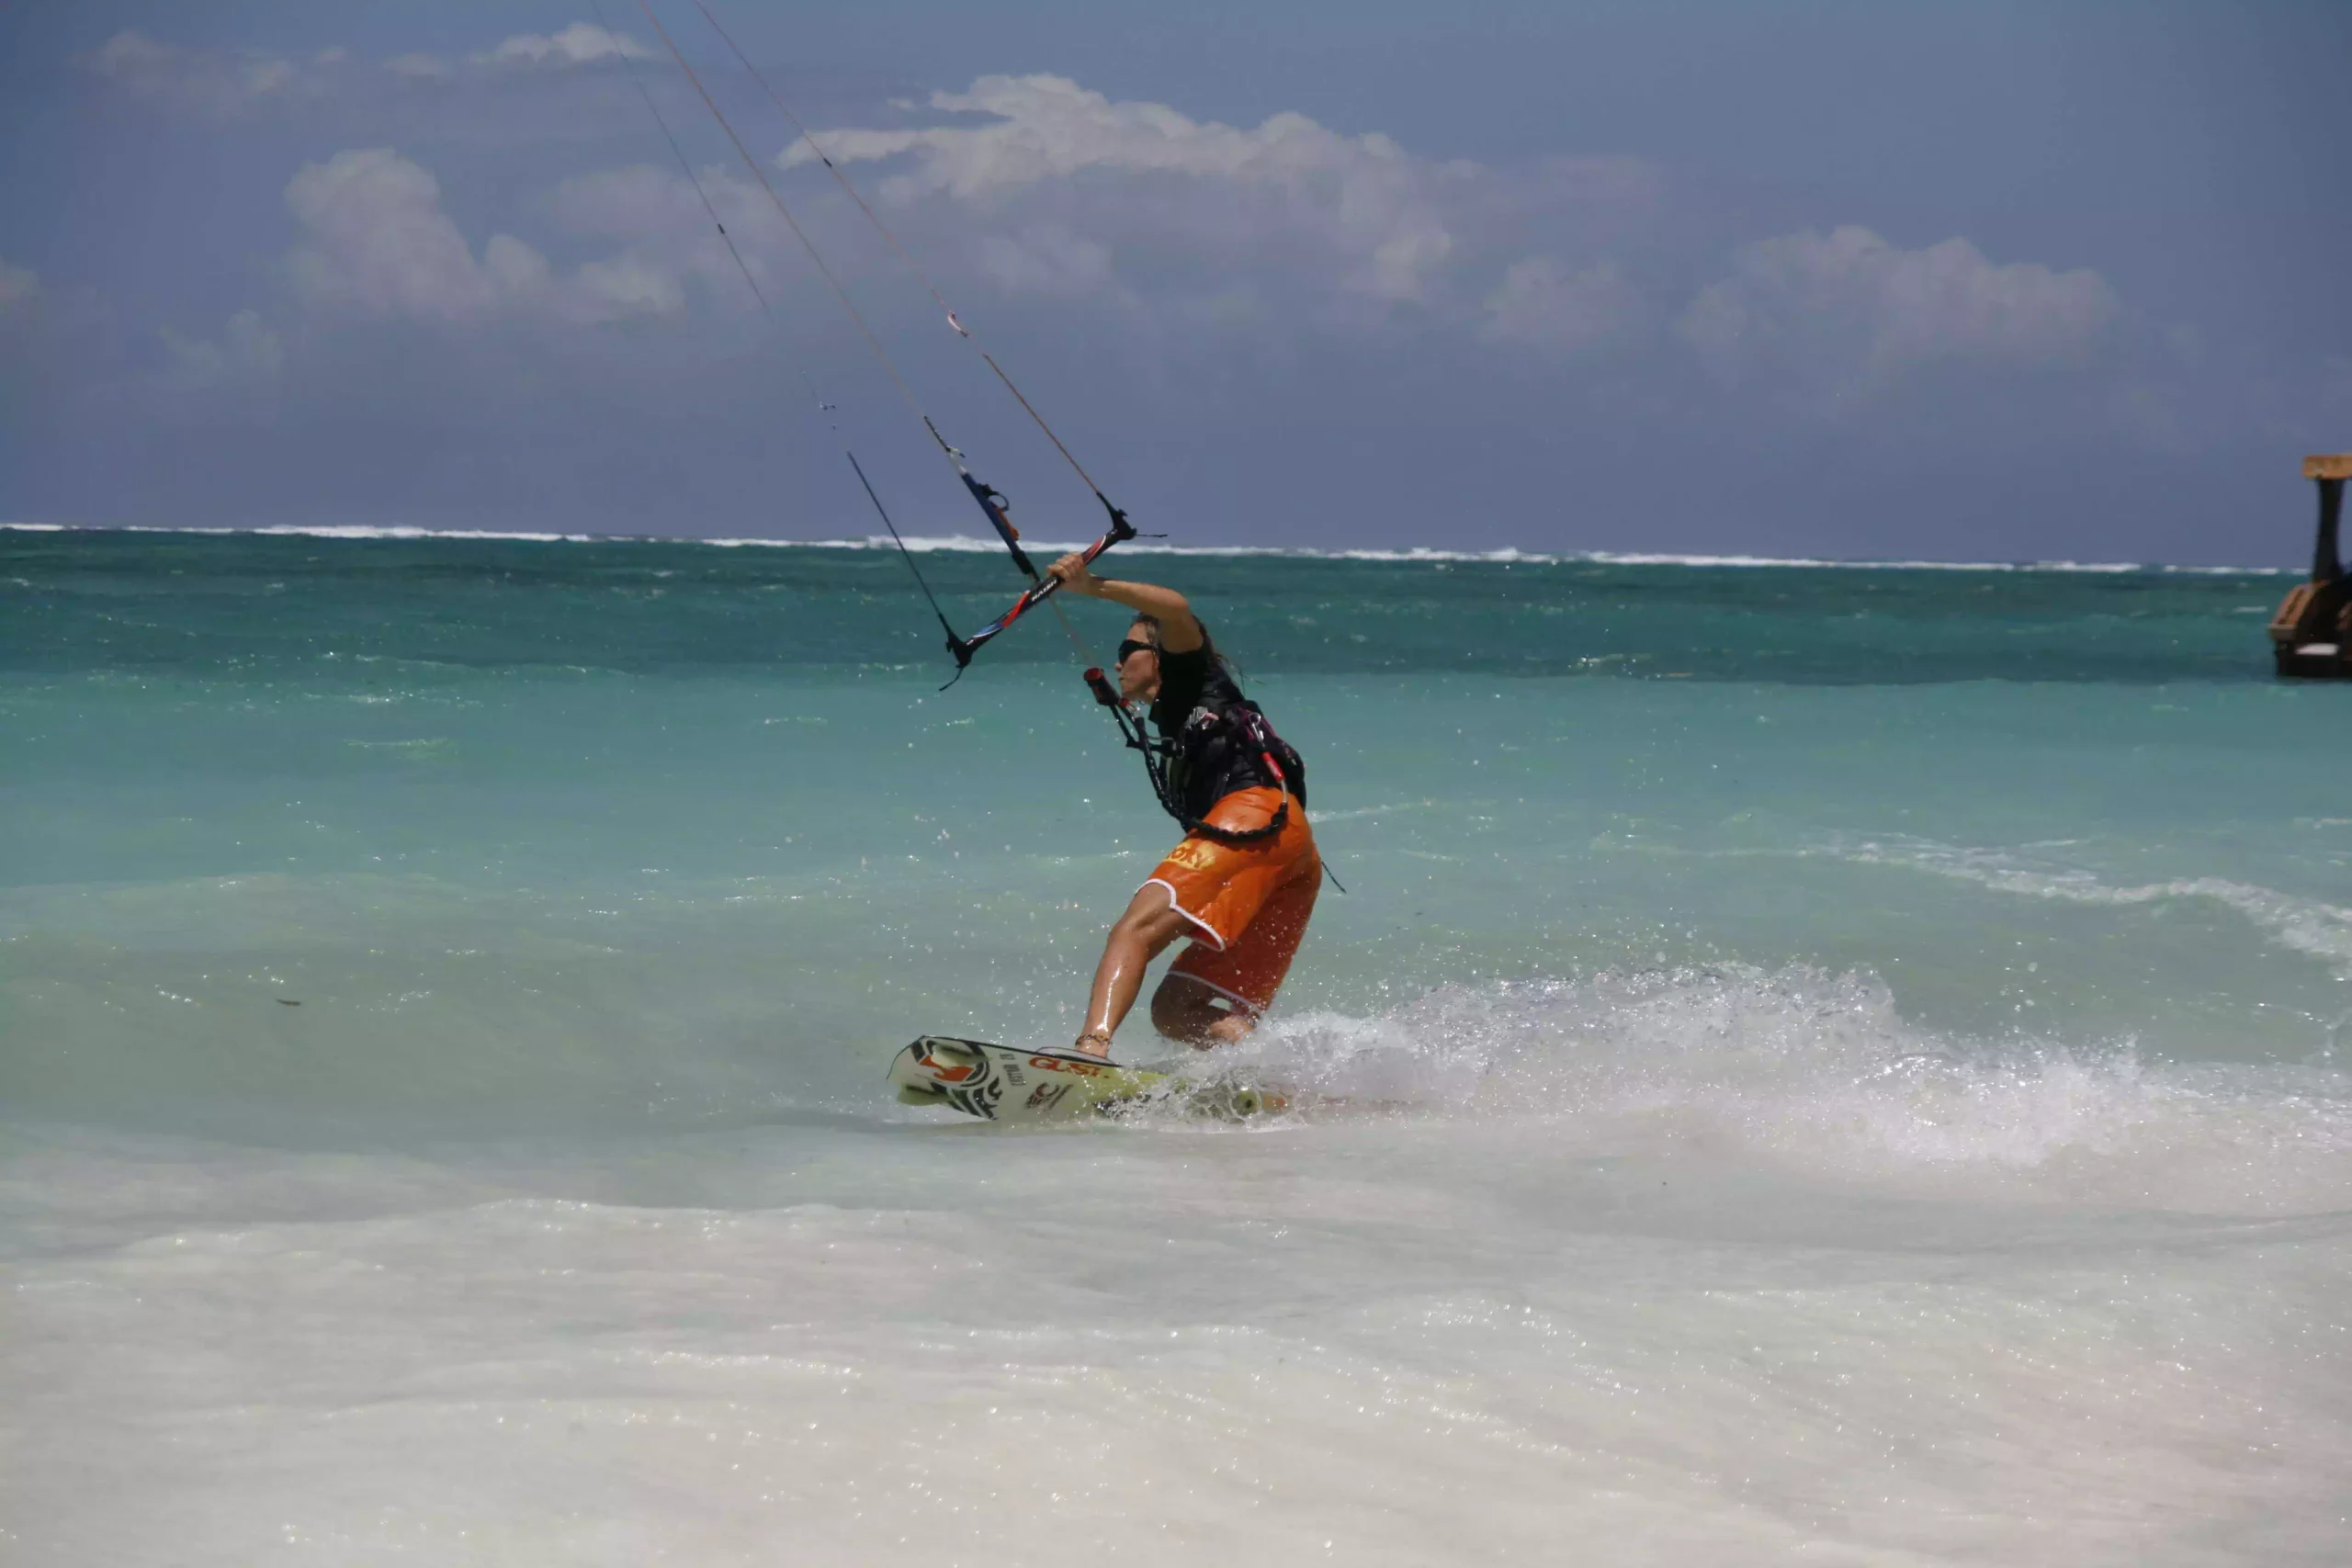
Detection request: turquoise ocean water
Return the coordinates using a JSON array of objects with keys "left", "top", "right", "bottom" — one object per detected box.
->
[{"left": 5, "top": 525, "right": 2348, "bottom": 1562}]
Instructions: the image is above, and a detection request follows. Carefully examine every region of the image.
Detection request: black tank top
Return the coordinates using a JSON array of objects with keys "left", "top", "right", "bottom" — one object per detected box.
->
[{"left": 1147, "top": 644, "right": 1307, "bottom": 824}]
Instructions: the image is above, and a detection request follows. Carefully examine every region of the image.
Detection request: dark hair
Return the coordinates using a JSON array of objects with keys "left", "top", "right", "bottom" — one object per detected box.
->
[{"left": 1126, "top": 613, "right": 1233, "bottom": 676}]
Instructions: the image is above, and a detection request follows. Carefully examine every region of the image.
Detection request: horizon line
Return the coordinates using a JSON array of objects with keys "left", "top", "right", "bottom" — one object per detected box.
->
[{"left": 0, "top": 521, "right": 2291, "bottom": 576}]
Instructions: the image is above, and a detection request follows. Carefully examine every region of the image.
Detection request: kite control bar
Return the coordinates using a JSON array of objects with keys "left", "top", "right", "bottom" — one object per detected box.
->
[{"left": 945, "top": 504, "right": 1138, "bottom": 670}]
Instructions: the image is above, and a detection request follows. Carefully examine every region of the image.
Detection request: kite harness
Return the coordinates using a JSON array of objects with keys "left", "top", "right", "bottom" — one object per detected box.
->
[{"left": 1082, "top": 663, "right": 1306, "bottom": 849}]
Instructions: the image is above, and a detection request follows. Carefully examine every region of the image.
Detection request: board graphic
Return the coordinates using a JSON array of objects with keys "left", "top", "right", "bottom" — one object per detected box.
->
[{"left": 888, "top": 1037, "right": 1282, "bottom": 1123}]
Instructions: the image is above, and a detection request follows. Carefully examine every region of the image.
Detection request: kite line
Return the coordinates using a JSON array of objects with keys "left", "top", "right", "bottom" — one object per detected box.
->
[
  {"left": 594, "top": 0, "right": 960, "bottom": 649},
  {"left": 624, "top": 0, "right": 1147, "bottom": 674}
]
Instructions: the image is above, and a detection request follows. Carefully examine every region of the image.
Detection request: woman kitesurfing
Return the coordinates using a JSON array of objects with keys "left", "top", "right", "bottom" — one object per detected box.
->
[
  {"left": 619, "top": 0, "right": 1322, "bottom": 1101},
  {"left": 1048, "top": 555, "right": 1319, "bottom": 1057}
]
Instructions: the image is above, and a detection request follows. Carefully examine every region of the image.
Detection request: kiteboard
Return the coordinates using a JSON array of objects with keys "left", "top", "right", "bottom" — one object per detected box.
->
[{"left": 888, "top": 1036, "right": 1285, "bottom": 1124}]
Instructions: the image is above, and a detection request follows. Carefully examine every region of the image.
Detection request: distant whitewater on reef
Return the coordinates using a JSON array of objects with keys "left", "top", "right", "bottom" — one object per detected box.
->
[{"left": 3, "top": 519, "right": 2288, "bottom": 572}]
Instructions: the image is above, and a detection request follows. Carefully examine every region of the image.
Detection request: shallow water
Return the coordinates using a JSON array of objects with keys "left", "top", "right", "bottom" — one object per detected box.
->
[{"left": 4, "top": 528, "right": 2347, "bottom": 1563}]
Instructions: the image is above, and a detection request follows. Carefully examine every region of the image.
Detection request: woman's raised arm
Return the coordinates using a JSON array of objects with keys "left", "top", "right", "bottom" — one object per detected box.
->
[{"left": 1046, "top": 555, "right": 1204, "bottom": 652}]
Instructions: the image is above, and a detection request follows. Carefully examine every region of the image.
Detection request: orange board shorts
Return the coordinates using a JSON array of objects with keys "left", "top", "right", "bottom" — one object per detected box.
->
[{"left": 1143, "top": 786, "right": 1321, "bottom": 1015}]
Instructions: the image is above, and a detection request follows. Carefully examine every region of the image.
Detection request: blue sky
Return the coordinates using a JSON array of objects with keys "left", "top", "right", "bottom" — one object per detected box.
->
[{"left": 3, "top": 1, "right": 2346, "bottom": 563}]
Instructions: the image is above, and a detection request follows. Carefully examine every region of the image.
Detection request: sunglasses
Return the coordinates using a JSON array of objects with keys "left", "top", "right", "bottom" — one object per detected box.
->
[{"left": 1114, "top": 638, "right": 1155, "bottom": 666}]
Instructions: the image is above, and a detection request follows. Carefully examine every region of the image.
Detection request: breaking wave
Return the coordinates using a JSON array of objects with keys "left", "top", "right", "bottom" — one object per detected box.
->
[
  {"left": 1207, "top": 965, "right": 2352, "bottom": 1215},
  {"left": 1810, "top": 837, "right": 2352, "bottom": 981}
]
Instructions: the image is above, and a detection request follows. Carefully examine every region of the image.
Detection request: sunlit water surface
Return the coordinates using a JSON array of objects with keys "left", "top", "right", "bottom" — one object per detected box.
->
[{"left": 5, "top": 529, "right": 2347, "bottom": 1564}]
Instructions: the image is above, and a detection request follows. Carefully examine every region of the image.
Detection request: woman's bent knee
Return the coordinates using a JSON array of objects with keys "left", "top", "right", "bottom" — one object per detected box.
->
[
  {"left": 1150, "top": 976, "right": 1222, "bottom": 1043},
  {"left": 1152, "top": 975, "right": 1260, "bottom": 1047}
]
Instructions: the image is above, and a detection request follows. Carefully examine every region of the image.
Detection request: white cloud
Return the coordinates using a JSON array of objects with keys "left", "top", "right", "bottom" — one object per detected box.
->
[
  {"left": 575, "top": 254, "right": 685, "bottom": 317},
  {"left": 786, "top": 74, "right": 1645, "bottom": 315},
  {"left": 280, "top": 149, "right": 680, "bottom": 327},
  {"left": 159, "top": 309, "right": 286, "bottom": 389},
  {"left": 975, "top": 224, "right": 1117, "bottom": 299},
  {"left": 84, "top": 42, "right": 1656, "bottom": 350},
  {"left": 546, "top": 163, "right": 737, "bottom": 243},
  {"left": 140, "top": 142, "right": 716, "bottom": 409},
  {"left": 545, "top": 158, "right": 1130, "bottom": 321},
  {"left": 1482, "top": 258, "right": 1638, "bottom": 353},
  {"left": 541, "top": 163, "right": 805, "bottom": 310},
  {"left": 471, "top": 25, "right": 650, "bottom": 68},
  {"left": 83, "top": 28, "right": 187, "bottom": 84},
  {"left": 481, "top": 233, "right": 556, "bottom": 298},
  {"left": 1678, "top": 225, "right": 2122, "bottom": 397},
  {"left": 792, "top": 75, "right": 1416, "bottom": 199},
  {"left": 144, "top": 148, "right": 705, "bottom": 405},
  {"left": 285, "top": 151, "right": 518, "bottom": 321},
  {"left": 83, "top": 29, "right": 327, "bottom": 119},
  {"left": 385, "top": 53, "right": 457, "bottom": 82},
  {"left": 85, "top": 23, "right": 650, "bottom": 124}
]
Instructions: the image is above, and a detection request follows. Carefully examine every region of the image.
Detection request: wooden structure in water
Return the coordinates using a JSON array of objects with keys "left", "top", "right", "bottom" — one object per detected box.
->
[{"left": 2271, "top": 455, "right": 2352, "bottom": 678}]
